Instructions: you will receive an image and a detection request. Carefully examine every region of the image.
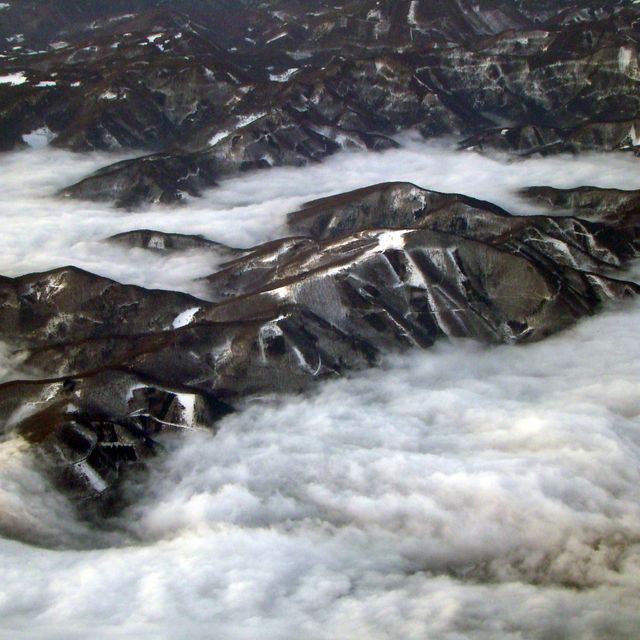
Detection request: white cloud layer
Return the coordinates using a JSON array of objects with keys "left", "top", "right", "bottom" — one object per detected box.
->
[
  {"left": 0, "top": 140, "right": 639, "bottom": 639},
  {"left": 1, "top": 300, "right": 640, "bottom": 639},
  {"left": 1, "top": 135, "right": 640, "bottom": 296}
]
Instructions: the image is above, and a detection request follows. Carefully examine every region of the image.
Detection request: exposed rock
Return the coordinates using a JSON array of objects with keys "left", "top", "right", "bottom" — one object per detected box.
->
[
  {"left": 0, "top": 266, "right": 212, "bottom": 347},
  {"left": 107, "top": 229, "right": 244, "bottom": 259},
  {"left": 288, "top": 182, "right": 512, "bottom": 240},
  {"left": 61, "top": 108, "right": 397, "bottom": 206},
  {"left": 288, "top": 182, "right": 639, "bottom": 271},
  {"left": 520, "top": 185, "right": 640, "bottom": 224},
  {"left": 460, "top": 119, "right": 640, "bottom": 156},
  {"left": 59, "top": 153, "right": 220, "bottom": 207},
  {"left": 2, "top": 0, "right": 640, "bottom": 509},
  {"left": 1, "top": 1, "right": 638, "bottom": 203},
  {"left": 202, "top": 228, "right": 637, "bottom": 345},
  {"left": 3, "top": 179, "right": 638, "bottom": 506},
  {"left": 0, "top": 370, "right": 231, "bottom": 505}
]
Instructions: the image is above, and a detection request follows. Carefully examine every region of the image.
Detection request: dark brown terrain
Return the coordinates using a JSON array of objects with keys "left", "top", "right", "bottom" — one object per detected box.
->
[{"left": 1, "top": 0, "right": 639, "bottom": 507}]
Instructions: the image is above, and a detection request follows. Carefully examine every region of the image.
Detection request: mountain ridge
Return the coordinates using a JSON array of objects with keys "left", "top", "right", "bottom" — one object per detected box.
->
[{"left": 1, "top": 0, "right": 639, "bottom": 204}]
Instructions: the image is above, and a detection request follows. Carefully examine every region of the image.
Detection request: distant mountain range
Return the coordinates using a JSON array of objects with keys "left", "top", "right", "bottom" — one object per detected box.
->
[{"left": 1, "top": 0, "right": 639, "bottom": 204}]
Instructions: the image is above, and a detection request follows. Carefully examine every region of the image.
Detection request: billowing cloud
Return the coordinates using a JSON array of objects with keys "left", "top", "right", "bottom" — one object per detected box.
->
[
  {"left": 2, "top": 299, "right": 640, "bottom": 638},
  {"left": 0, "top": 140, "right": 639, "bottom": 639}
]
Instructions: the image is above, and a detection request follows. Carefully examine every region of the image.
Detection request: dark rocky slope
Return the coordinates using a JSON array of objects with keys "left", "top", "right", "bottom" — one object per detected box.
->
[
  {"left": 1, "top": 1, "right": 639, "bottom": 204},
  {"left": 521, "top": 185, "right": 640, "bottom": 223},
  {"left": 1, "top": 182, "right": 639, "bottom": 506},
  {"left": 107, "top": 229, "right": 244, "bottom": 258},
  {"left": 2, "top": 0, "right": 640, "bottom": 515},
  {"left": 288, "top": 182, "right": 640, "bottom": 270}
]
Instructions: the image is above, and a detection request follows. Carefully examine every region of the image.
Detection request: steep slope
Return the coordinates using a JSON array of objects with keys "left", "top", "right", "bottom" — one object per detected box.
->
[
  {"left": 1, "top": 182, "right": 638, "bottom": 504},
  {"left": 1, "top": 1, "right": 638, "bottom": 202}
]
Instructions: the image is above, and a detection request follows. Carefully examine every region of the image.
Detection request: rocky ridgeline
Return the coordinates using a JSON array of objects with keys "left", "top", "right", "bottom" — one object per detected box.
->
[
  {"left": 0, "top": 184, "right": 638, "bottom": 506},
  {"left": 0, "top": 1, "right": 639, "bottom": 204}
]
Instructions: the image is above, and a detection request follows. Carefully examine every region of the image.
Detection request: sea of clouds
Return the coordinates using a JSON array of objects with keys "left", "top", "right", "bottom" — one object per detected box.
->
[
  {"left": 0, "top": 138, "right": 639, "bottom": 639},
  {"left": 1, "top": 133, "right": 640, "bottom": 295}
]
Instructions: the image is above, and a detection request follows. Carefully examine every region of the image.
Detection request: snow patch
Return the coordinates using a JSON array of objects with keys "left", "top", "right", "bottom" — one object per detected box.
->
[
  {"left": 258, "top": 320, "right": 285, "bottom": 363},
  {"left": 236, "top": 112, "right": 267, "bottom": 129},
  {"left": 175, "top": 393, "right": 197, "bottom": 426},
  {"left": 291, "top": 345, "right": 321, "bottom": 376},
  {"left": 75, "top": 461, "right": 108, "bottom": 493},
  {"left": 209, "top": 130, "right": 231, "bottom": 146},
  {"left": 618, "top": 46, "right": 633, "bottom": 73},
  {"left": 375, "top": 60, "right": 393, "bottom": 76},
  {"left": 376, "top": 230, "right": 408, "bottom": 252},
  {"left": 172, "top": 307, "right": 201, "bottom": 329},
  {"left": 408, "top": 0, "right": 419, "bottom": 26},
  {"left": 266, "top": 32, "right": 288, "bottom": 45},
  {"left": 125, "top": 384, "right": 147, "bottom": 403},
  {"left": 148, "top": 235, "right": 166, "bottom": 250},
  {"left": 0, "top": 72, "right": 27, "bottom": 86},
  {"left": 269, "top": 68, "right": 299, "bottom": 83}
]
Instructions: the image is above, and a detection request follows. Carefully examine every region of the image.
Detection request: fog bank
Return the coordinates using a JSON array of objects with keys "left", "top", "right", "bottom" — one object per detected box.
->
[
  {"left": 1, "top": 298, "right": 640, "bottom": 639},
  {"left": 1, "top": 140, "right": 639, "bottom": 639}
]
